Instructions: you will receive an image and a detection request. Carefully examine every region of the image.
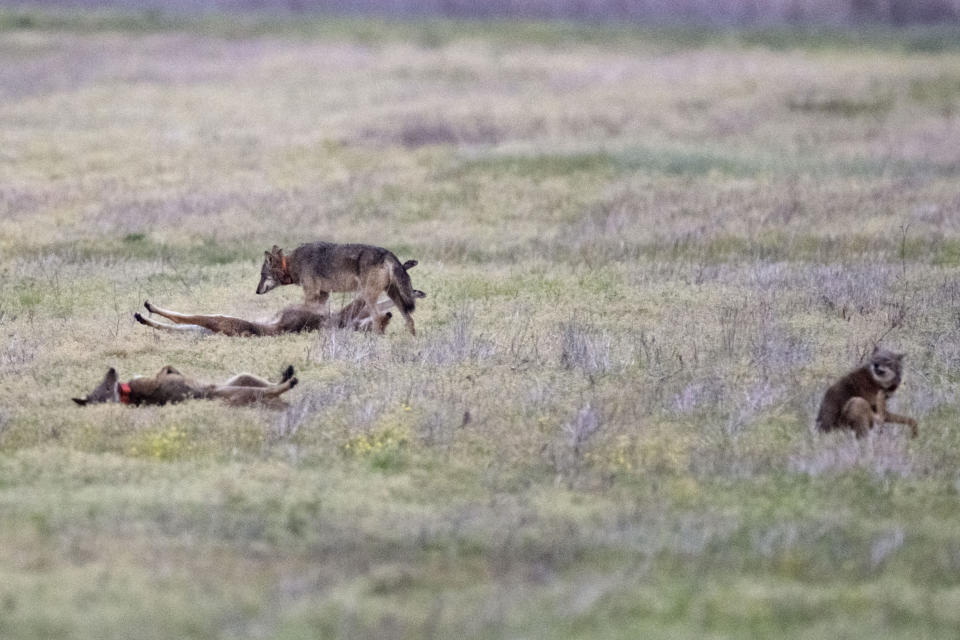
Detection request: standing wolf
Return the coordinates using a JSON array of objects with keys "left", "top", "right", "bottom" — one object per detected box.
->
[
  {"left": 815, "top": 347, "right": 917, "bottom": 438},
  {"left": 256, "top": 243, "right": 418, "bottom": 335}
]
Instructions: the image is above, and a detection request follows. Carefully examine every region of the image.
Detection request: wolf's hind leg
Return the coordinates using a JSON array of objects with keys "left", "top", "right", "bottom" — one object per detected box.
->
[
  {"left": 134, "top": 312, "right": 212, "bottom": 335},
  {"left": 143, "top": 300, "right": 214, "bottom": 325},
  {"left": 222, "top": 374, "right": 271, "bottom": 388},
  {"left": 398, "top": 306, "right": 415, "bottom": 336},
  {"left": 221, "top": 366, "right": 294, "bottom": 389},
  {"left": 841, "top": 397, "right": 875, "bottom": 438},
  {"left": 144, "top": 300, "right": 264, "bottom": 336},
  {"left": 208, "top": 377, "right": 299, "bottom": 406},
  {"left": 335, "top": 297, "right": 370, "bottom": 328}
]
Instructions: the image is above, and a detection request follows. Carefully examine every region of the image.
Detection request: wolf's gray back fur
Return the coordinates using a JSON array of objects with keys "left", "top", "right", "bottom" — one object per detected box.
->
[
  {"left": 291, "top": 242, "right": 393, "bottom": 284},
  {"left": 290, "top": 241, "right": 417, "bottom": 311}
]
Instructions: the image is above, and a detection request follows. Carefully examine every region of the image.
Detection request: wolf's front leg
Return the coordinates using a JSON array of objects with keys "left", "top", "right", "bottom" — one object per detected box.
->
[
  {"left": 884, "top": 411, "right": 918, "bottom": 438},
  {"left": 872, "top": 391, "right": 887, "bottom": 430}
]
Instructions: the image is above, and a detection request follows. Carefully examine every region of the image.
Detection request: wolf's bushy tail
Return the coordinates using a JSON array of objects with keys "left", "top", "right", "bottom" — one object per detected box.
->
[
  {"left": 814, "top": 398, "right": 837, "bottom": 433},
  {"left": 387, "top": 258, "right": 416, "bottom": 314}
]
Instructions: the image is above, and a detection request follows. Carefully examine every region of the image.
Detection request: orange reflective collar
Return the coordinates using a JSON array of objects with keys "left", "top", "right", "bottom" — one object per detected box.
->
[
  {"left": 119, "top": 382, "right": 132, "bottom": 405},
  {"left": 280, "top": 255, "right": 293, "bottom": 284}
]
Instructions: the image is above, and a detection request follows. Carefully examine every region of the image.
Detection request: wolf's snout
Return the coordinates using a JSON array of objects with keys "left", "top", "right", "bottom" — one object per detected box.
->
[{"left": 256, "top": 275, "right": 275, "bottom": 295}]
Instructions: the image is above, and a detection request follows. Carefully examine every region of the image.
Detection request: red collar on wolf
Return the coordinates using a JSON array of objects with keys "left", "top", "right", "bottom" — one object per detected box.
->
[
  {"left": 119, "top": 382, "right": 132, "bottom": 405},
  {"left": 279, "top": 255, "right": 293, "bottom": 285}
]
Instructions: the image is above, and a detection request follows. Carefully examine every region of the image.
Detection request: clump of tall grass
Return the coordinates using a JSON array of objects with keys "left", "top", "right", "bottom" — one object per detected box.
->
[
  {"left": 547, "top": 403, "right": 603, "bottom": 486},
  {"left": 723, "top": 380, "right": 784, "bottom": 438},
  {"left": 559, "top": 317, "right": 612, "bottom": 375},
  {"left": 0, "top": 335, "right": 38, "bottom": 373},
  {"left": 392, "top": 306, "right": 496, "bottom": 365},
  {"left": 309, "top": 327, "right": 384, "bottom": 363},
  {"left": 789, "top": 432, "right": 915, "bottom": 478},
  {"left": 269, "top": 393, "right": 324, "bottom": 444}
]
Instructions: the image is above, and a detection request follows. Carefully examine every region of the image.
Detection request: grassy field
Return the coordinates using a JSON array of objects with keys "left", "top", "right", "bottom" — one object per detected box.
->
[{"left": 3, "top": 9, "right": 960, "bottom": 639}]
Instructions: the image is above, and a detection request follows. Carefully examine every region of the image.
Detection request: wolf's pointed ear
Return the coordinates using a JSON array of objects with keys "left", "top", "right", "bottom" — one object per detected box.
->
[
  {"left": 402, "top": 260, "right": 418, "bottom": 271},
  {"left": 271, "top": 244, "right": 281, "bottom": 253},
  {"left": 264, "top": 250, "right": 272, "bottom": 258},
  {"left": 95, "top": 368, "right": 119, "bottom": 402},
  {"left": 72, "top": 398, "right": 88, "bottom": 406}
]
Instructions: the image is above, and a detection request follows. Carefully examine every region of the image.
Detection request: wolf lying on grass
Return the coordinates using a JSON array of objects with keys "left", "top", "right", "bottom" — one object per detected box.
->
[
  {"left": 135, "top": 287, "right": 426, "bottom": 337},
  {"left": 72, "top": 365, "right": 298, "bottom": 407},
  {"left": 256, "top": 243, "right": 419, "bottom": 336},
  {"left": 816, "top": 346, "right": 918, "bottom": 438}
]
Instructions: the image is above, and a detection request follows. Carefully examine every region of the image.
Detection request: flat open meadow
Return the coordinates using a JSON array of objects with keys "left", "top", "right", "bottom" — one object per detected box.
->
[{"left": 3, "top": 9, "right": 960, "bottom": 639}]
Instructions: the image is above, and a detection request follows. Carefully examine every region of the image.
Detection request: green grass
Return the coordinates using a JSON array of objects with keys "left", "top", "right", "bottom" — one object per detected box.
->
[
  {"left": 6, "top": 7, "right": 960, "bottom": 52},
  {"left": 3, "top": 10, "right": 960, "bottom": 640}
]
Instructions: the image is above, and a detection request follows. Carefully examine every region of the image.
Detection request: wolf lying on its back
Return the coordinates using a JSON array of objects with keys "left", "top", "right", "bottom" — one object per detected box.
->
[
  {"left": 135, "top": 288, "right": 426, "bottom": 337},
  {"left": 256, "top": 243, "right": 419, "bottom": 335},
  {"left": 72, "top": 365, "right": 298, "bottom": 407}
]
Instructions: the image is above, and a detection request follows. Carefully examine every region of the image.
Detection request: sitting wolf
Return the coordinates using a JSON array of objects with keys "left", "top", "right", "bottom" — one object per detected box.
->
[
  {"left": 815, "top": 346, "right": 917, "bottom": 438},
  {"left": 72, "top": 365, "right": 298, "bottom": 407}
]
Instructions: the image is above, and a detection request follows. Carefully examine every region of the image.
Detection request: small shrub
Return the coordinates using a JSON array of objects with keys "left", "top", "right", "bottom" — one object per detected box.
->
[
  {"left": 310, "top": 328, "right": 382, "bottom": 363},
  {"left": 269, "top": 392, "right": 326, "bottom": 443},
  {"left": 131, "top": 425, "right": 193, "bottom": 461},
  {"left": 392, "top": 307, "right": 496, "bottom": 365},
  {"left": 789, "top": 432, "right": 914, "bottom": 478},
  {"left": 342, "top": 424, "right": 410, "bottom": 471}
]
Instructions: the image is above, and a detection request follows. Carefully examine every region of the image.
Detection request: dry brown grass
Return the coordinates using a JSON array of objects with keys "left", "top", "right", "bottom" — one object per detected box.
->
[{"left": 2, "top": 13, "right": 960, "bottom": 640}]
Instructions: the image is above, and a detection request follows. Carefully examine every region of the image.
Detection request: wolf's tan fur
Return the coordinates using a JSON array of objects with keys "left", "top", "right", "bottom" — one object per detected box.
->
[
  {"left": 816, "top": 347, "right": 917, "bottom": 438},
  {"left": 134, "top": 295, "right": 417, "bottom": 337},
  {"left": 72, "top": 365, "right": 298, "bottom": 408}
]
